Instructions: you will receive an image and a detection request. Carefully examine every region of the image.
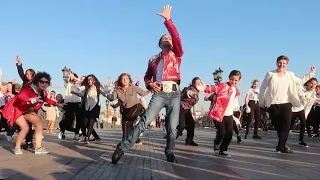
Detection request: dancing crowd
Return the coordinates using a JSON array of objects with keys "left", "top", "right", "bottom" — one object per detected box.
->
[{"left": 0, "top": 5, "right": 320, "bottom": 165}]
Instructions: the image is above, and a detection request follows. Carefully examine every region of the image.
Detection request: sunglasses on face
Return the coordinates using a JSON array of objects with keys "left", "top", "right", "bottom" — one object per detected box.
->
[{"left": 39, "top": 80, "right": 50, "bottom": 85}]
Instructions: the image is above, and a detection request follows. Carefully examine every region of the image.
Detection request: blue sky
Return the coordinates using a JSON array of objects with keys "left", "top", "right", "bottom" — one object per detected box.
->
[{"left": 1, "top": 0, "right": 319, "bottom": 112}]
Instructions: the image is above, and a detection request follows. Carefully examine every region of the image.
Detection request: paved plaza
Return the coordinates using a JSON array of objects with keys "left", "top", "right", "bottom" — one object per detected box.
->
[{"left": 1, "top": 128, "right": 320, "bottom": 180}]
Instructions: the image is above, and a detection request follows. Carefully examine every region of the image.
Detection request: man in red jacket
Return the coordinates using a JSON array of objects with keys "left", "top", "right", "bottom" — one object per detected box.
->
[{"left": 112, "top": 4, "right": 184, "bottom": 164}]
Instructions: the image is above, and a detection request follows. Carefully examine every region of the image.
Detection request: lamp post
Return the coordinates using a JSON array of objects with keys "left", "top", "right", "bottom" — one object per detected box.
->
[{"left": 213, "top": 67, "right": 223, "bottom": 83}]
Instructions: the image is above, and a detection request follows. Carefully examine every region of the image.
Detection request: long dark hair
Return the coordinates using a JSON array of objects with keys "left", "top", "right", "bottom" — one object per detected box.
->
[
  {"left": 251, "top": 79, "right": 259, "bottom": 88},
  {"left": 25, "top": 69, "right": 36, "bottom": 82},
  {"left": 82, "top": 74, "right": 102, "bottom": 97}
]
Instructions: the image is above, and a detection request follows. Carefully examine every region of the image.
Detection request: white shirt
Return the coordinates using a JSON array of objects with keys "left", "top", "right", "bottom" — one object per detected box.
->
[
  {"left": 246, "top": 88, "right": 259, "bottom": 101},
  {"left": 80, "top": 86, "right": 99, "bottom": 111},
  {"left": 224, "top": 87, "right": 236, "bottom": 116},
  {"left": 271, "top": 75, "right": 290, "bottom": 104},
  {"left": 156, "top": 59, "right": 164, "bottom": 81},
  {"left": 64, "top": 82, "right": 81, "bottom": 103}
]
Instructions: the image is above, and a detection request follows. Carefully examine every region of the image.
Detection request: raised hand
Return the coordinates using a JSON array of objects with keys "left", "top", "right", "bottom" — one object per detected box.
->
[
  {"left": 0, "top": 68, "right": 2, "bottom": 76},
  {"left": 16, "top": 55, "right": 22, "bottom": 66},
  {"left": 11, "top": 79, "right": 16, "bottom": 84},
  {"left": 137, "top": 75, "right": 141, "bottom": 82},
  {"left": 156, "top": 5, "right": 172, "bottom": 21},
  {"left": 311, "top": 66, "right": 316, "bottom": 72}
]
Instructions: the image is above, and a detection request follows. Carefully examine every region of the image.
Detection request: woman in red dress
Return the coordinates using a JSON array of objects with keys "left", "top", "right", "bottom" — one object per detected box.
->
[{"left": 2, "top": 72, "right": 64, "bottom": 155}]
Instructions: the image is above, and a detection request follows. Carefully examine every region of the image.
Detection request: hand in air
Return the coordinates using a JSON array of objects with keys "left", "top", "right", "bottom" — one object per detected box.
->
[
  {"left": 0, "top": 68, "right": 2, "bottom": 76},
  {"left": 156, "top": 5, "right": 172, "bottom": 21},
  {"left": 311, "top": 66, "right": 316, "bottom": 72},
  {"left": 16, "top": 55, "right": 22, "bottom": 66}
]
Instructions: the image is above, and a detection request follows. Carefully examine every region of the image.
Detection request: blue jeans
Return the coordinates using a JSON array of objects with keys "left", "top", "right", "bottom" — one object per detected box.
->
[{"left": 118, "top": 90, "right": 181, "bottom": 155}]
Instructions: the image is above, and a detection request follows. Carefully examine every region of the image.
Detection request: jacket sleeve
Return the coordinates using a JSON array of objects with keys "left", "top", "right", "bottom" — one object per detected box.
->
[
  {"left": 16, "top": 63, "right": 27, "bottom": 83},
  {"left": 144, "top": 58, "right": 154, "bottom": 89},
  {"left": 164, "top": 19, "right": 183, "bottom": 57},
  {"left": 204, "top": 83, "right": 223, "bottom": 94},
  {"left": 259, "top": 72, "right": 272, "bottom": 106},
  {"left": 290, "top": 71, "right": 315, "bottom": 85}
]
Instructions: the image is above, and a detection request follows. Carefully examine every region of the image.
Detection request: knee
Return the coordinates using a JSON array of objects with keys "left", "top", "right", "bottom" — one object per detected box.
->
[{"left": 20, "top": 124, "right": 30, "bottom": 132}]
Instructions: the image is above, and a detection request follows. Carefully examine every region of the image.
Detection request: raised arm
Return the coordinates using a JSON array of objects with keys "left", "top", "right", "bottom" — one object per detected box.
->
[
  {"left": 259, "top": 72, "right": 272, "bottom": 107},
  {"left": 291, "top": 66, "right": 316, "bottom": 85},
  {"left": 106, "top": 89, "right": 118, "bottom": 102},
  {"left": 157, "top": 5, "right": 183, "bottom": 57},
  {"left": 204, "top": 83, "right": 223, "bottom": 94},
  {"left": 16, "top": 55, "right": 27, "bottom": 83},
  {"left": 133, "top": 85, "right": 150, "bottom": 97}
]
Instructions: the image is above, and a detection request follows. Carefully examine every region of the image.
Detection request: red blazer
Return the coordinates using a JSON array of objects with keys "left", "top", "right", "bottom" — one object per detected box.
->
[
  {"left": 204, "top": 83, "right": 240, "bottom": 122},
  {"left": 144, "top": 19, "right": 184, "bottom": 88},
  {"left": 2, "top": 83, "right": 57, "bottom": 126}
]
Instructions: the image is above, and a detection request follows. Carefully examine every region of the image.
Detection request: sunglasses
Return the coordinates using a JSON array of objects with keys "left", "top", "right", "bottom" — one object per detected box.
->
[{"left": 39, "top": 80, "right": 50, "bottom": 85}]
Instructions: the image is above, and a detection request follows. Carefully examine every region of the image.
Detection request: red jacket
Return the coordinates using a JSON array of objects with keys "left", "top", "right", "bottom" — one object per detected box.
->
[
  {"left": 204, "top": 83, "right": 240, "bottom": 122},
  {"left": 2, "top": 83, "right": 57, "bottom": 126},
  {"left": 144, "top": 19, "right": 184, "bottom": 88}
]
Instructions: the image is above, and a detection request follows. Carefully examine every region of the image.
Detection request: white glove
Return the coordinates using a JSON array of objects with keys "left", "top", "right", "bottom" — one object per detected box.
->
[
  {"left": 187, "top": 90, "right": 195, "bottom": 98},
  {"left": 245, "top": 106, "right": 251, "bottom": 113},
  {"left": 196, "top": 81, "right": 206, "bottom": 91},
  {"left": 0, "top": 68, "right": 2, "bottom": 76},
  {"left": 29, "top": 98, "right": 38, "bottom": 104},
  {"left": 29, "top": 97, "right": 43, "bottom": 104}
]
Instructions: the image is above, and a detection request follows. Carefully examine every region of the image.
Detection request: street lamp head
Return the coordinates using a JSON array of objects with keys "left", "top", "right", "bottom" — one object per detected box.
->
[
  {"left": 212, "top": 72, "right": 218, "bottom": 80},
  {"left": 216, "top": 67, "right": 223, "bottom": 77}
]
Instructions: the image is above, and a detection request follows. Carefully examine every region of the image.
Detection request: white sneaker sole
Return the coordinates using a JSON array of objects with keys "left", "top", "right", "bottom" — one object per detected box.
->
[{"left": 35, "top": 151, "right": 49, "bottom": 155}]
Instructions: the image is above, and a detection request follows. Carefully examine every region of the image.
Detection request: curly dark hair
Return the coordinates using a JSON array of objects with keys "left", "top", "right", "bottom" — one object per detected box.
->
[
  {"left": 32, "top": 71, "right": 51, "bottom": 86},
  {"left": 115, "top": 73, "right": 133, "bottom": 89}
]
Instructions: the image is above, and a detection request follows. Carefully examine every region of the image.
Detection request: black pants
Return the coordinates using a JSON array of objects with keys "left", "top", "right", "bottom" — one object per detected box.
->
[
  {"left": 84, "top": 105, "right": 100, "bottom": 139},
  {"left": 185, "top": 110, "right": 195, "bottom": 140},
  {"left": 291, "top": 110, "right": 306, "bottom": 141},
  {"left": 59, "top": 103, "right": 82, "bottom": 134},
  {"left": 306, "top": 106, "right": 320, "bottom": 135},
  {"left": 246, "top": 100, "right": 261, "bottom": 135},
  {"left": 268, "top": 103, "right": 292, "bottom": 149},
  {"left": 214, "top": 115, "right": 233, "bottom": 151},
  {"left": 0, "top": 115, "right": 10, "bottom": 135}
]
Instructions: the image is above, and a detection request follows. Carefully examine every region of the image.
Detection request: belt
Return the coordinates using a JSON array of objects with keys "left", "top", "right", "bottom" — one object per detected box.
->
[
  {"left": 249, "top": 100, "right": 258, "bottom": 104},
  {"left": 158, "top": 83, "right": 179, "bottom": 93}
]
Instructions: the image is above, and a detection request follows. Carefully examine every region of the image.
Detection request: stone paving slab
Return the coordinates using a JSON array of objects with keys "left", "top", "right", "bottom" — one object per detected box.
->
[{"left": 1, "top": 128, "right": 320, "bottom": 179}]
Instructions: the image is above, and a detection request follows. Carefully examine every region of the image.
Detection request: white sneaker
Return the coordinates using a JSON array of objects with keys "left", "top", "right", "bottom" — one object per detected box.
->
[
  {"left": 6, "top": 135, "right": 12, "bottom": 142},
  {"left": 58, "top": 131, "right": 63, "bottom": 139},
  {"left": 140, "top": 133, "right": 143, "bottom": 137},
  {"left": 78, "top": 137, "right": 85, "bottom": 142},
  {"left": 74, "top": 134, "right": 79, "bottom": 140}
]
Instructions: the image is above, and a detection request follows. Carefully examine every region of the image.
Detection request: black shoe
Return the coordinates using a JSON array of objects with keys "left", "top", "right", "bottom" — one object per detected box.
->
[
  {"left": 166, "top": 154, "right": 177, "bottom": 163},
  {"left": 90, "top": 138, "right": 101, "bottom": 142},
  {"left": 218, "top": 151, "right": 232, "bottom": 158},
  {"left": 244, "top": 135, "right": 247, "bottom": 139},
  {"left": 253, "top": 135, "right": 262, "bottom": 139},
  {"left": 276, "top": 146, "right": 293, "bottom": 154},
  {"left": 112, "top": 147, "right": 124, "bottom": 164},
  {"left": 237, "top": 136, "right": 242, "bottom": 143},
  {"left": 21, "top": 142, "right": 34, "bottom": 150},
  {"left": 176, "top": 132, "right": 183, "bottom": 140},
  {"left": 299, "top": 141, "right": 309, "bottom": 147},
  {"left": 62, "top": 134, "right": 66, "bottom": 139},
  {"left": 185, "top": 139, "right": 198, "bottom": 146}
]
